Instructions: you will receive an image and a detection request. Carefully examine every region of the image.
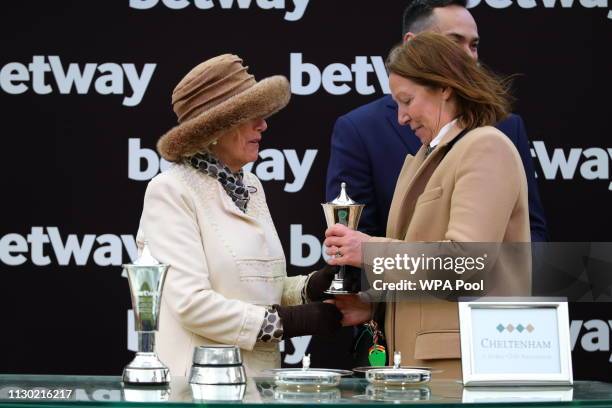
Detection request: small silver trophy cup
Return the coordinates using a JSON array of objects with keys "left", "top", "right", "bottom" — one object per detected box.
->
[
  {"left": 122, "top": 242, "right": 171, "bottom": 385},
  {"left": 322, "top": 182, "right": 365, "bottom": 294}
]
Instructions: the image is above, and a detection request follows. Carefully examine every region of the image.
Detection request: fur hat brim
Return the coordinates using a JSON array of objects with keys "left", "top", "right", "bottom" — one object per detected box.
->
[{"left": 157, "top": 75, "right": 290, "bottom": 162}]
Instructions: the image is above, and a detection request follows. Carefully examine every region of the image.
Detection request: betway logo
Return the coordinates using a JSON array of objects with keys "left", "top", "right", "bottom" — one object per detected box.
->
[
  {"left": 0, "top": 227, "right": 138, "bottom": 266},
  {"left": 1, "top": 225, "right": 327, "bottom": 268},
  {"left": 468, "top": 0, "right": 611, "bottom": 20},
  {"left": 571, "top": 320, "right": 612, "bottom": 362},
  {"left": 0, "top": 56, "right": 156, "bottom": 107},
  {"left": 531, "top": 141, "right": 612, "bottom": 190},
  {"left": 128, "top": 138, "right": 316, "bottom": 192},
  {"left": 290, "top": 53, "right": 390, "bottom": 96},
  {"left": 130, "top": 0, "right": 310, "bottom": 21}
]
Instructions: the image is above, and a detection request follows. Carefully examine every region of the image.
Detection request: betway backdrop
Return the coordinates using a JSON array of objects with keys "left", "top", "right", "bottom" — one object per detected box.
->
[{"left": 0, "top": 1, "right": 610, "bottom": 379}]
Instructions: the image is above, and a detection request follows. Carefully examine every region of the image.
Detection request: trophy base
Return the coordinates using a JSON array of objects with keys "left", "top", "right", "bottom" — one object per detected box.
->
[
  {"left": 324, "top": 278, "right": 358, "bottom": 295},
  {"left": 123, "top": 352, "right": 171, "bottom": 385}
]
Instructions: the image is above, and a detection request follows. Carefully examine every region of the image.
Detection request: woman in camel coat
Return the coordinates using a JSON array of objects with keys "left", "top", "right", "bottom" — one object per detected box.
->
[{"left": 324, "top": 33, "right": 531, "bottom": 379}]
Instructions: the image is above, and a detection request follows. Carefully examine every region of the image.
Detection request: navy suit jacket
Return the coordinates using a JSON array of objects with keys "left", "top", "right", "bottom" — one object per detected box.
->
[{"left": 326, "top": 95, "right": 547, "bottom": 242}]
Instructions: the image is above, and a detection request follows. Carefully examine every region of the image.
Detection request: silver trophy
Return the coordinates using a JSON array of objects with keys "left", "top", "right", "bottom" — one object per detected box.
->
[
  {"left": 322, "top": 182, "right": 365, "bottom": 294},
  {"left": 122, "top": 242, "right": 171, "bottom": 385}
]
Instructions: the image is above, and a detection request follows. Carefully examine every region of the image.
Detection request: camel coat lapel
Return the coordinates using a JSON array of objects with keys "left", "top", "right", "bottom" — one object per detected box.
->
[{"left": 387, "top": 123, "right": 465, "bottom": 239}]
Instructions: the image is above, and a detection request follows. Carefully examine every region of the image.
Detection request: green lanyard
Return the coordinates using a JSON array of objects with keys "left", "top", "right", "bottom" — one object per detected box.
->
[{"left": 365, "top": 320, "right": 387, "bottom": 366}]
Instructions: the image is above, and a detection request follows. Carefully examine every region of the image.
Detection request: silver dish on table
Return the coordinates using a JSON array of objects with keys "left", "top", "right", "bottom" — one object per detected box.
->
[
  {"left": 265, "top": 353, "right": 352, "bottom": 389},
  {"left": 264, "top": 368, "right": 351, "bottom": 389},
  {"left": 362, "top": 351, "right": 431, "bottom": 386}
]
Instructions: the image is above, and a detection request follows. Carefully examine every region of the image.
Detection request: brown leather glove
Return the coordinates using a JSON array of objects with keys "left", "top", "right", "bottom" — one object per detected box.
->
[
  {"left": 276, "top": 302, "right": 342, "bottom": 338},
  {"left": 305, "top": 265, "right": 339, "bottom": 301}
]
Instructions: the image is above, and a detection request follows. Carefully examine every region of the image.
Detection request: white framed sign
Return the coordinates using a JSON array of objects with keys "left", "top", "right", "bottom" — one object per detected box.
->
[{"left": 459, "top": 299, "right": 573, "bottom": 386}]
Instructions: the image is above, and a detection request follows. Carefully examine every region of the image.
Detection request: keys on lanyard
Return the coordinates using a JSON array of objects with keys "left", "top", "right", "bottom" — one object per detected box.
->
[{"left": 366, "top": 320, "right": 387, "bottom": 366}]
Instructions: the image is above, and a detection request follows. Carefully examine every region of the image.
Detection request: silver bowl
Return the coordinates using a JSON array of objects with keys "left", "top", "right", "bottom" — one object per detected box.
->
[
  {"left": 189, "top": 345, "right": 246, "bottom": 385},
  {"left": 189, "top": 365, "right": 246, "bottom": 385},
  {"left": 192, "top": 345, "right": 243, "bottom": 366}
]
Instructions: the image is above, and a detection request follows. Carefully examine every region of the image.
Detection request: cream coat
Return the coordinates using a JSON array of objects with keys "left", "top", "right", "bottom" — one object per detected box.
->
[
  {"left": 371, "top": 123, "right": 531, "bottom": 379},
  {"left": 136, "top": 164, "right": 307, "bottom": 378}
]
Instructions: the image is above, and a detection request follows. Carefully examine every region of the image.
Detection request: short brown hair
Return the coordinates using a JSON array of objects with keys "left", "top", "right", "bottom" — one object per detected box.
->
[
  {"left": 386, "top": 32, "right": 512, "bottom": 129},
  {"left": 402, "top": 0, "right": 468, "bottom": 36}
]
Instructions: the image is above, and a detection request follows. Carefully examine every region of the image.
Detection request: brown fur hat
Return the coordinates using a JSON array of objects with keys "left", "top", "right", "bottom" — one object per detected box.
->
[{"left": 157, "top": 54, "right": 290, "bottom": 162}]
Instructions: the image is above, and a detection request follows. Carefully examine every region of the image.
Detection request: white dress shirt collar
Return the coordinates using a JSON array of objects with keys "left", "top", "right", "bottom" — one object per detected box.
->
[{"left": 428, "top": 118, "right": 458, "bottom": 149}]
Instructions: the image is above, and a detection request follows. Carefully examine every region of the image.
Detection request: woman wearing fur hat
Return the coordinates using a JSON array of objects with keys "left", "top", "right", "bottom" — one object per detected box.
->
[{"left": 136, "top": 54, "right": 341, "bottom": 377}]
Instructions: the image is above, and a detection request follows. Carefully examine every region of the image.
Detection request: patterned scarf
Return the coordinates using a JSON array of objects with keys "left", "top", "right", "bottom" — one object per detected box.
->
[{"left": 187, "top": 152, "right": 250, "bottom": 213}]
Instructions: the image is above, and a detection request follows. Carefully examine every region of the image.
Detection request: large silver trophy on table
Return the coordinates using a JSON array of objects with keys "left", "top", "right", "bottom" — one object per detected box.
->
[
  {"left": 322, "top": 182, "right": 365, "bottom": 294},
  {"left": 122, "top": 242, "right": 171, "bottom": 385}
]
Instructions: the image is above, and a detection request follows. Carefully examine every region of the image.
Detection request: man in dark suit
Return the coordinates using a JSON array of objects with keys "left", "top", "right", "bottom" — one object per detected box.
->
[{"left": 326, "top": 0, "right": 547, "bottom": 242}]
